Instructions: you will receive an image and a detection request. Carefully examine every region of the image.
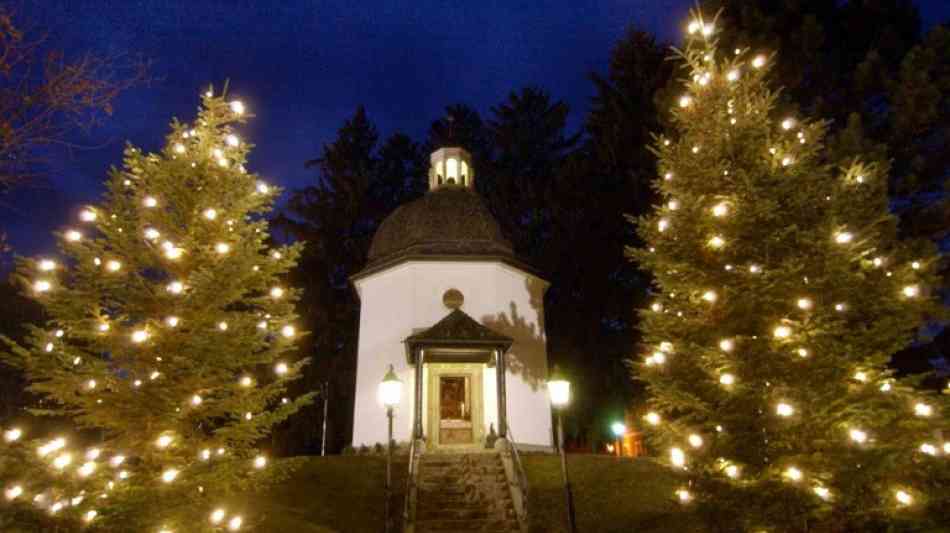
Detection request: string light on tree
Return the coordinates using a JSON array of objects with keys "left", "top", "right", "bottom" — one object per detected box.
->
[{"left": 776, "top": 402, "right": 795, "bottom": 417}]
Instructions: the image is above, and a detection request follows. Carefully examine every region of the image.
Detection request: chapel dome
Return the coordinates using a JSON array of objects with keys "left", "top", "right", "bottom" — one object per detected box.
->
[{"left": 366, "top": 186, "right": 514, "bottom": 268}]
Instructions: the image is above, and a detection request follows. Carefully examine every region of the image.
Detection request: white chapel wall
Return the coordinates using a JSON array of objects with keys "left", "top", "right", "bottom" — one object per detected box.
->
[{"left": 351, "top": 260, "right": 553, "bottom": 448}]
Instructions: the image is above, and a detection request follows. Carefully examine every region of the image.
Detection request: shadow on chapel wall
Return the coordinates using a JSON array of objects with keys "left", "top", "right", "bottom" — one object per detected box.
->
[{"left": 481, "top": 276, "right": 548, "bottom": 390}]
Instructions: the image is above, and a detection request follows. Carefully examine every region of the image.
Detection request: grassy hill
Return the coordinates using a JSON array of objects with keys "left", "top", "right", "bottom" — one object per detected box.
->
[{"left": 248, "top": 454, "right": 691, "bottom": 532}]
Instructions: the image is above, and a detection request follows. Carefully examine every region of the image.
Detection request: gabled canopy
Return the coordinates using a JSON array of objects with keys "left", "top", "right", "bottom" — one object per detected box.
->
[{"left": 404, "top": 308, "right": 512, "bottom": 364}]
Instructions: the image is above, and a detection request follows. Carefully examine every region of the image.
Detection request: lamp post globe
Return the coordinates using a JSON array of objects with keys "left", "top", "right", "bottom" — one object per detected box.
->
[
  {"left": 611, "top": 422, "right": 626, "bottom": 438},
  {"left": 378, "top": 364, "right": 402, "bottom": 408}
]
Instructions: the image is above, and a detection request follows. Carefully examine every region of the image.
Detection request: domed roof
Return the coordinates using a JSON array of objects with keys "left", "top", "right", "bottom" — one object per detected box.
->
[{"left": 363, "top": 186, "right": 515, "bottom": 271}]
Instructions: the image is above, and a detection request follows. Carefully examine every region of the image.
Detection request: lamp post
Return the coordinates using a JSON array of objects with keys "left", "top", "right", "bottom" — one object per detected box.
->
[
  {"left": 611, "top": 422, "right": 626, "bottom": 458},
  {"left": 379, "top": 365, "right": 402, "bottom": 533},
  {"left": 547, "top": 367, "right": 577, "bottom": 533}
]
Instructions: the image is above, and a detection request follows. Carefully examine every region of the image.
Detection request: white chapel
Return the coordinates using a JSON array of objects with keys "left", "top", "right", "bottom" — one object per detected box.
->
[{"left": 350, "top": 147, "right": 553, "bottom": 450}]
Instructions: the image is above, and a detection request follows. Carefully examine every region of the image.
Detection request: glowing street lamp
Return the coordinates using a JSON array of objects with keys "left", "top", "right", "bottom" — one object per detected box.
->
[
  {"left": 547, "top": 366, "right": 577, "bottom": 533},
  {"left": 611, "top": 421, "right": 627, "bottom": 457},
  {"left": 378, "top": 365, "right": 401, "bottom": 533}
]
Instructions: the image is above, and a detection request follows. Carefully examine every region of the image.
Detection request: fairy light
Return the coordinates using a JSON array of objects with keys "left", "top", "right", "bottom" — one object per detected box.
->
[
  {"left": 688, "top": 434, "right": 703, "bottom": 448},
  {"left": 679, "top": 95, "right": 692, "bottom": 108},
  {"left": 902, "top": 285, "right": 920, "bottom": 298},
  {"left": 99, "top": 323, "right": 111, "bottom": 333},
  {"left": 911, "top": 261, "right": 921, "bottom": 270},
  {"left": 203, "top": 208, "right": 218, "bottom": 220},
  {"left": 191, "top": 394, "right": 203, "bottom": 406},
  {"left": 85, "top": 448, "right": 101, "bottom": 460},
  {"left": 659, "top": 341, "right": 673, "bottom": 353},
  {"left": 65, "top": 229, "right": 82, "bottom": 242},
  {"left": 164, "top": 245, "right": 184, "bottom": 260},
  {"left": 895, "top": 490, "right": 913, "bottom": 506},
  {"left": 919, "top": 443, "right": 938, "bottom": 456},
  {"left": 240, "top": 376, "right": 253, "bottom": 388},
  {"left": 711, "top": 202, "right": 729, "bottom": 217},
  {"left": 667, "top": 199, "right": 680, "bottom": 211},
  {"left": 86, "top": 379, "right": 97, "bottom": 390},
  {"left": 45, "top": 342, "right": 54, "bottom": 352},
  {"left": 218, "top": 321, "right": 229, "bottom": 331},
  {"left": 3, "top": 427, "right": 22, "bottom": 442},
  {"left": 781, "top": 118, "right": 795, "bottom": 130},
  {"left": 256, "top": 182, "right": 270, "bottom": 194},
  {"left": 161, "top": 468, "right": 179, "bottom": 483},
  {"left": 646, "top": 352, "right": 666, "bottom": 366},
  {"left": 719, "top": 373, "right": 735, "bottom": 386},
  {"left": 51, "top": 501, "right": 65, "bottom": 513},
  {"left": 914, "top": 402, "right": 933, "bottom": 417},
  {"left": 670, "top": 447, "right": 686, "bottom": 467},
  {"left": 281, "top": 325, "right": 296, "bottom": 338},
  {"left": 254, "top": 455, "right": 267, "bottom": 469},
  {"left": 943, "top": 443, "right": 950, "bottom": 454},
  {"left": 849, "top": 429, "right": 868, "bottom": 444},
  {"left": 880, "top": 382, "right": 892, "bottom": 392},
  {"left": 5, "top": 485, "right": 23, "bottom": 500},
  {"left": 650, "top": 303, "right": 663, "bottom": 312},
  {"left": 211, "top": 509, "right": 226, "bottom": 524},
  {"left": 687, "top": 20, "right": 700, "bottom": 34},
  {"left": 781, "top": 156, "right": 794, "bottom": 167},
  {"left": 110, "top": 455, "right": 125, "bottom": 467},
  {"left": 275, "top": 362, "right": 289, "bottom": 376},
  {"left": 726, "top": 69, "right": 739, "bottom": 82},
  {"left": 701, "top": 290, "right": 717, "bottom": 303},
  {"left": 784, "top": 466, "right": 803, "bottom": 482},
  {"left": 53, "top": 453, "right": 72, "bottom": 469},
  {"left": 834, "top": 231, "right": 853, "bottom": 244},
  {"left": 675, "top": 489, "right": 692, "bottom": 503},
  {"left": 150, "top": 370, "right": 161, "bottom": 380},
  {"left": 657, "top": 218, "right": 670, "bottom": 232},
  {"left": 228, "top": 516, "right": 243, "bottom": 531},
  {"left": 34, "top": 280, "right": 52, "bottom": 293},
  {"left": 796, "top": 298, "right": 812, "bottom": 310},
  {"left": 773, "top": 325, "right": 791, "bottom": 339},
  {"left": 644, "top": 412, "right": 661, "bottom": 426},
  {"left": 708, "top": 235, "right": 725, "bottom": 248},
  {"left": 215, "top": 242, "right": 231, "bottom": 255},
  {"left": 226, "top": 134, "right": 240, "bottom": 147},
  {"left": 167, "top": 281, "right": 184, "bottom": 294},
  {"left": 752, "top": 55, "right": 766, "bottom": 68},
  {"left": 813, "top": 486, "right": 831, "bottom": 500},
  {"left": 174, "top": 143, "right": 186, "bottom": 154},
  {"left": 230, "top": 100, "right": 245, "bottom": 115},
  {"left": 132, "top": 330, "right": 149, "bottom": 343},
  {"left": 165, "top": 316, "right": 180, "bottom": 327},
  {"left": 719, "top": 338, "right": 734, "bottom": 352},
  {"left": 724, "top": 464, "right": 740, "bottom": 479},
  {"left": 156, "top": 435, "right": 173, "bottom": 448},
  {"left": 106, "top": 260, "right": 122, "bottom": 272},
  {"left": 749, "top": 264, "right": 761, "bottom": 274},
  {"left": 776, "top": 402, "right": 795, "bottom": 417},
  {"left": 834, "top": 303, "right": 847, "bottom": 312},
  {"left": 78, "top": 462, "right": 96, "bottom": 477},
  {"left": 143, "top": 196, "right": 158, "bottom": 208},
  {"left": 257, "top": 320, "right": 268, "bottom": 330},
  {"left": 854, "top": 371, "right": 868, "bottom": 383}
]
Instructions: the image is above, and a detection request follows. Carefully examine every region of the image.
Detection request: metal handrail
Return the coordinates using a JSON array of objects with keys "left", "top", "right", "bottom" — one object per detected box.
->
[
  {"left": 505, "top": 426, "right": 529, "bottom": 525},
  {"left": 402, "top": 436, "right": 420, "bottom": 529}
]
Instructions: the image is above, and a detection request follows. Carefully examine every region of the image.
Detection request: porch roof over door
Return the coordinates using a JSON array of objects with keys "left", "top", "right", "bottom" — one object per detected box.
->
[{"left": 404, "top": 308, "right": 513, "bottom": 364}]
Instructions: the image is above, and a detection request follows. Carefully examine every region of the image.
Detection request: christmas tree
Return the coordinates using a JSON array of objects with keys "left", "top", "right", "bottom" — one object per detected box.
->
[
  {"left": 1, "top": 87, "right": 312, "bottom": 532},
  {"left": 631, "top": 12, "right": 950, "bottom": 532}
]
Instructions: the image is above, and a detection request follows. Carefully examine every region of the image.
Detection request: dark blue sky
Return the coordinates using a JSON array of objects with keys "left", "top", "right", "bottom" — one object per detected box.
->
[{"left": 2, "top": 0, "right": 949, "bottom": 261}]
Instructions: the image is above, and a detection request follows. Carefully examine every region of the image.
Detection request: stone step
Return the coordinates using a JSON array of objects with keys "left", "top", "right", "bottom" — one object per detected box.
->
[
  {"left": 417, "top": 507, "right": 494, "bottom": 521},
  {"left": 417, "top": 519, "right": 520, "bottom": 532}
]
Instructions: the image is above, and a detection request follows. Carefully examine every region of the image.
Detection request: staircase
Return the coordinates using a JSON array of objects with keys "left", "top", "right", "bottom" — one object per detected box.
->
[{"left": 413, "top": 452, "right": 522, "bottom": 532}]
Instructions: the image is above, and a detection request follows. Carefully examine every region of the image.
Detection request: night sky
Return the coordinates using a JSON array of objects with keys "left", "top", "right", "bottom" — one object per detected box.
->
[{"left": 2, "top": 0, "right": 949, "bottom": 261}]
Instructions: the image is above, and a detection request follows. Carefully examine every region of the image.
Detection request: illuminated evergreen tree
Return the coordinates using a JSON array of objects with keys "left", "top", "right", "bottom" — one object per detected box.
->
[
  {"left": 631, "top": 12, "right": 950, "bottom": 532},
  {"left": 0, "top": 88, "right": 312, "bottom": 532}
]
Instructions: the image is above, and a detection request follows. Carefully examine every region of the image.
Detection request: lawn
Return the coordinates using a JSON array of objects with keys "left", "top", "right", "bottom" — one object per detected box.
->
[{"left": 250, "top": 454, "right": 691, "bottom": 532}]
